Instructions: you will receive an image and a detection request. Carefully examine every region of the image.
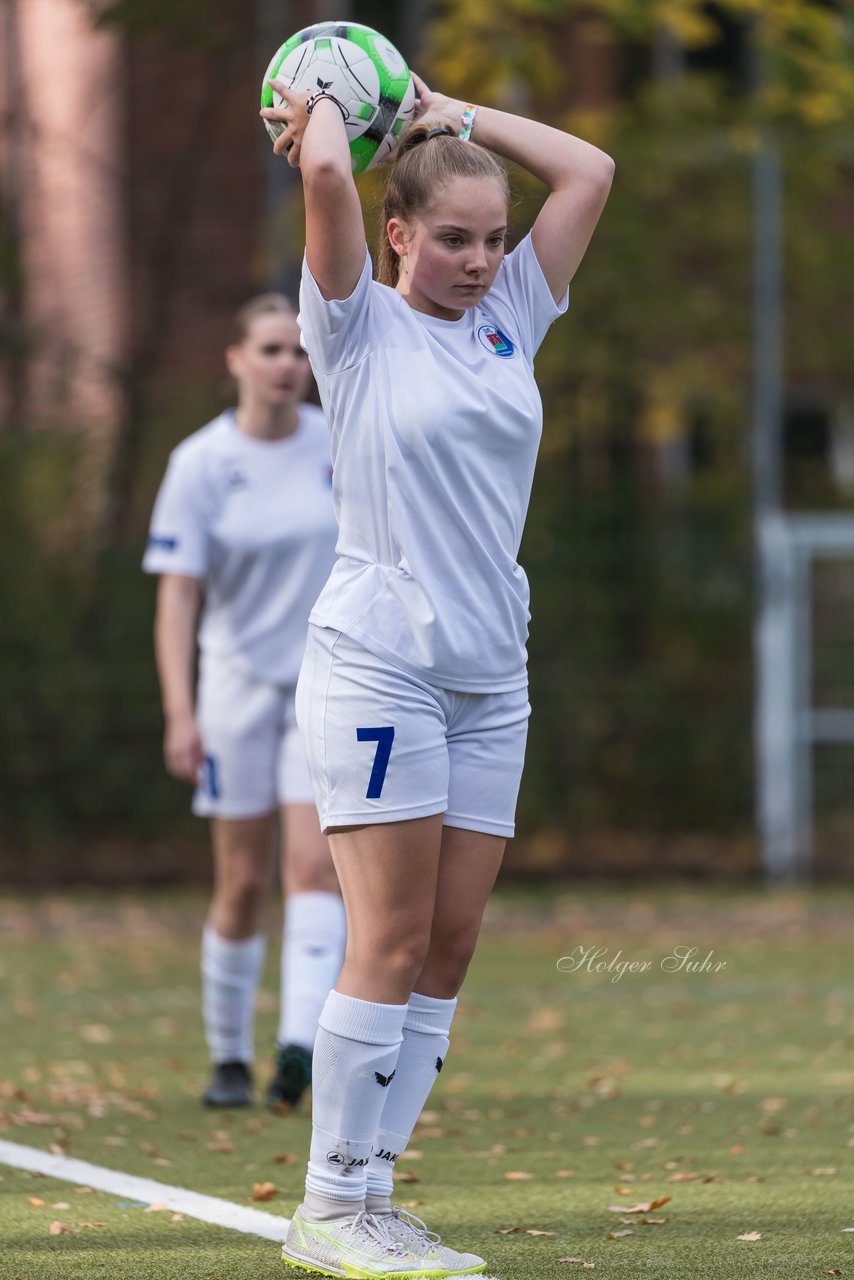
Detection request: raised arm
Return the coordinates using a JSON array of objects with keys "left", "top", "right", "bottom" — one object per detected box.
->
[
  {"left": 413, "top": 76, "right": 614, "bottom": 302},
  {"left": 261, "top": 83, "right": 366, "bottom": 301}
]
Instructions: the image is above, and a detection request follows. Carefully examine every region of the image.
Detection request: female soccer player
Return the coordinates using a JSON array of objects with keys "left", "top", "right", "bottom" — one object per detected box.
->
[
  {"left": 143, "top": 295, "right": 344, "bottom": 1112},
  {"left": 261, "top": 72, "right": 613, "bottom": 1277}
]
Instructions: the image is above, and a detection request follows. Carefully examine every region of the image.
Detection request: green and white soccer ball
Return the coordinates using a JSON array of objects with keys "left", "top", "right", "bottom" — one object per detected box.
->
[{"left": 261, "top": 21, "right": 416, "bottom": 174}]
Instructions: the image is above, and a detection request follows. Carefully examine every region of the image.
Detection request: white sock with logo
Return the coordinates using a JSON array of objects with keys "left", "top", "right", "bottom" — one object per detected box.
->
[
  {"left": 303, "top": 990, "right": 407, "bottom": 1215},
  {"left": 365, "top": 991, "right": 456, "bottom": 1211},
  {"left": 278, "top": 891, "right": 347, "bottom": 1050},
  {"left": 201, "top": 926, "right": 266, "bottom": 1065}
]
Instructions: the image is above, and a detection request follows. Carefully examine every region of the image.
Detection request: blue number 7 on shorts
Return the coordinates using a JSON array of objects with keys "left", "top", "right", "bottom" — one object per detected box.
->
[{"left": 356, "top": 726, "right": 395, "bottom": 799}]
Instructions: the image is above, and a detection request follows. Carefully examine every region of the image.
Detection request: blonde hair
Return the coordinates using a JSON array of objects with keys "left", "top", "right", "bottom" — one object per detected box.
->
[
  {"left": 376, "top": 119, "right": 510, "bottom": 288},
  {"left": 231, "top": 292, "right": 296, "bottom": 344}
]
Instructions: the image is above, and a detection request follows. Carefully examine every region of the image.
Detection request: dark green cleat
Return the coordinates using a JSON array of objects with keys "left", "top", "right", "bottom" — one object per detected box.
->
[
  {"left": 265, "top": 1042, "right": 312, "bottom": 1112},
  {"left": 202, "top": 1060, "right": 252, "bottom": 1108}
]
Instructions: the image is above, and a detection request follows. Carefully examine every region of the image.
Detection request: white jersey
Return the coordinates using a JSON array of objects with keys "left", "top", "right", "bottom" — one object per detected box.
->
[
  {"left": 143, "top": 406, "right": 338, "bottom": 686},
  {"left": 298, "top": 232, "right": 567, "bottom": 693}
]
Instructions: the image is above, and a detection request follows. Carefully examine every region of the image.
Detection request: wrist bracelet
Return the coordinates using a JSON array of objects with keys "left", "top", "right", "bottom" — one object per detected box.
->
[
  {"left": 306, "top": 90, "right": 350, "bottom": 122},
  {"left": 459, "top": 103, "right": 478, "bottom": 142}
]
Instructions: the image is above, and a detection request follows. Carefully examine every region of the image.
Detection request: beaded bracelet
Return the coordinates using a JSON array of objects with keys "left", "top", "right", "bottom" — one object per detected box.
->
[
  {"left": 459, "top": 103, "right": 478, "bottom": 142},
  {"left": 306, "top": 90, "right": 350, "bottom": 122}
]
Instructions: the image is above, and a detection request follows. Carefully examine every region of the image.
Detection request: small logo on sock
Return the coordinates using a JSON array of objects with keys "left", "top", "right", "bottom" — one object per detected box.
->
[
  {"left": 374, "top": 1069, "right": 396, "bottom": 1087},
  {"left": 374, "top": 1147, "right": 399, "bottom": 1163},
  {"left": 326, "top": 1151, "right": 368, "bottom": 1168},
  {"left": 435, "top": 1056, "right": 444, "bottom": 1073}
]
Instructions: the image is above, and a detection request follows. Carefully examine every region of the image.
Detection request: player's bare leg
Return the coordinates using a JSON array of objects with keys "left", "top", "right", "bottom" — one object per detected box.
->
[
  {"left": 363, "top": 826, "right": 503, "bottom": 1274},
  {"left": 202, "top": 813, "right": 276, "bottom": 1106},
  {"left": 267, "top": 803, "right": 345, "bottom": 1111}
]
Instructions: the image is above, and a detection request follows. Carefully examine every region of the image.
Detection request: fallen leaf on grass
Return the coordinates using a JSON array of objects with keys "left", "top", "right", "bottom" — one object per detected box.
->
[
  {"left": 52, "top": 1203, "right": 70, "bottom": 1210},
  {"left": 250, "top": 1182, "right": 277, "bottom": 1202},
  {"left": 79, "top": 1024, "right": 112, "bottom": 1044},
  {"left": 395, "top": 1171, "right": 420, "bottom": 1183},
  {"left": 807, "top": 1168, "right": 837, "bottom": 1176},
  {"left": 49, "top": 1221, "right": 70, "bottom": 1235},
  {"left": 826, "top": 1270, "right": 842, "bottom": 1276},
  {"left": 273, "top": 1153, "right": 296, "bottom": 1164},
  {"left": 208, "top": 1141, "right": 235, "bottom": 1154},
  {"left": 612, "top": 1186, "right": 634, "bottom": 1195},
  {"left": 505, "top": 1171, "right": 533, "bottom": 1180},
  {"left": 28, "top": 1197, "right": 45, "bottom": 1206},
  {"left": 620, "top": 1217, "right": 668, "bottom": 1226},
  {"left": 736, "top": 1231, "right": 761, "bottom": 1241},
  {"left": 496, "top": 1227, "right": 556, "bottom": 1236},
  {"left": 557, "top": 1259, "right": 595, "bottom": 1267},
  {"left": 76, "top": 1222, "right": 106, "bottom": 1230},
  {"left": 607, "top": 1197, "right": 670, "bottom": 1214},
  {"left": 144, "top": 1203, "right": 167, "bottom": 1213},
  {"left": 555, "top": 1170, "right": 576, "bottom": 1178},
  {"left": 607, "top": 1229, "right": 633, "bottom": 1239}
]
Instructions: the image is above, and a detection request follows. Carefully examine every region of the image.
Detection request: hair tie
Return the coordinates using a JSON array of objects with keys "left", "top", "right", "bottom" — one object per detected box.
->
[{"left": 425, "top": 126, "right": 454, "bottom": 141}]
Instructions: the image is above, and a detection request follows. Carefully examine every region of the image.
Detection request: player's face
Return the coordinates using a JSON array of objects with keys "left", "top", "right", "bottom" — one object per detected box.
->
[
  {"left": 228, "top": 313, "right": 311, "bottom": 407},
  {"left": 391, "top": 175, "right": 508, "bottom": 321}
]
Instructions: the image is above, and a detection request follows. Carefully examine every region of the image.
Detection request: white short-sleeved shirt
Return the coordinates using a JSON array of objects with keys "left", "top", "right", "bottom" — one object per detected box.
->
[
  {"left": 298, "top": 233, "right": 567, "bottom": 693},
  {"left": 142, "top": 407, "right": 338, "bottom": 686}
]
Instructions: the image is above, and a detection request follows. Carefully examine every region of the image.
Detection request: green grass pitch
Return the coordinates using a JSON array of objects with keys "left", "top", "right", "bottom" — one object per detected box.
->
[{"left": 1, "top": 885, "right": 853, "bottom": 1279}]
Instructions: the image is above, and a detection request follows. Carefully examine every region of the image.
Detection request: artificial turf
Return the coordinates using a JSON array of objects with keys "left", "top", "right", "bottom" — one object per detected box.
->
[{"left": 1, "top": 885, "right": 852, "bottom": 1279}]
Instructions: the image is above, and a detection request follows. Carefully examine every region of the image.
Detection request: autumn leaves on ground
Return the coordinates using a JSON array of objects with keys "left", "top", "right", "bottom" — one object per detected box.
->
[{"left": 1, "top": 886, "right": 852, "bottom": 1279}]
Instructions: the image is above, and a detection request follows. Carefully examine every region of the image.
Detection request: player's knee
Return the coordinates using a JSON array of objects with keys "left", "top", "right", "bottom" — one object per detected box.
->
[
  {"left": 219, "top": 864, "right": 268, "bottom": 915},
  {"left": 351, "top": 926, "right": 432, "bottom": 988},
  {"left": 426, "top": 926, "right": 479, "bottom": 991}
]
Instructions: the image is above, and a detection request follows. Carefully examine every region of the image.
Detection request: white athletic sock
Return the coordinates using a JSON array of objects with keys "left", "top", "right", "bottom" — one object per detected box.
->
[
  {"left": 304, "top": 990, "right": 407, "bottom": 1211},
  {"left": 365, "top": 991, "right": 456, "bottom": 1207},
  {"left": 201, "top": 927, "right": 265, "bottom": 1065},
  {"left": 278, "top": 891, "right": 347, "bottom": 1050}
]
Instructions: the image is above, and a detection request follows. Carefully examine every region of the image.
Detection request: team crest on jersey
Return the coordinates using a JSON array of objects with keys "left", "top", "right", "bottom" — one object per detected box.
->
[{"left": 477, "top": 325, "right": 516, "bottom": 358}]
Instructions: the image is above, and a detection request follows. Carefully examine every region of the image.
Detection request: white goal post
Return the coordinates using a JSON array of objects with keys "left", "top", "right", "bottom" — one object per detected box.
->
[{"left": 756, "top": 512, "right": 854, "bottom": 877}]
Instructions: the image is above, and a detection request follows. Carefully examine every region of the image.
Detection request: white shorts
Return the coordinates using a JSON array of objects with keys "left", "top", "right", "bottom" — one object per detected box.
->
[
  {"left": 193, "top": 650, "right": 314, "bottom": 819},
  {"left": 295, "top": 626, "right": 530, "bottom": 838}
]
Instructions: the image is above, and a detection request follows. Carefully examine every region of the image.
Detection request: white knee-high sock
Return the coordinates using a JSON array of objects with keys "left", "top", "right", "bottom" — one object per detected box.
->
[
  {"left": 304, "top": 990, "right": 407, "bottom": 1214},
  {"left": 365, "top": 992, "right": 456, "bottom": 1207},
  {"left": 201, "top": 926, "right": 265, "bottom": 1065},
  {"left": 278, "top": 891, "right": 347, "bottom": 1050}
]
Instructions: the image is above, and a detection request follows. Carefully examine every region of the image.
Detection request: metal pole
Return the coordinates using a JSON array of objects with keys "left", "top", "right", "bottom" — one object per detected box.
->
[{"left": 751, "top": 94, "right": 803, "bottom": 876}]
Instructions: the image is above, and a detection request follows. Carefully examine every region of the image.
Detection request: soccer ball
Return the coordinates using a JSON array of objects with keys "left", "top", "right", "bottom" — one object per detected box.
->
[{"left": 261, "top": 21, "right": 416, "bottom": 174}]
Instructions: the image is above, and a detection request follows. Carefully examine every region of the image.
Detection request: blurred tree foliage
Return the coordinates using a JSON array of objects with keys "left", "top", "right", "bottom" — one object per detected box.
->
[{"left": 425, "top": 0, "right": 854, "bottom": 859}]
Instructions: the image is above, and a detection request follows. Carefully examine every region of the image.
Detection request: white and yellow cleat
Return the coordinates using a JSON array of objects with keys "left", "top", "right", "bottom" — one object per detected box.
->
[
  {"left": 373, "top": 1208, "right": 486, "bottom": 1277},
  {"left": 281, "top": 1207, "right": 447, "bottom": 1278}
]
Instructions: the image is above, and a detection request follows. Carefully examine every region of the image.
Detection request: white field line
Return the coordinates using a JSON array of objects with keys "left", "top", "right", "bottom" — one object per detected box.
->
[
  {"left": 0, "top": 1138, "right": 290, "bottom": 1241},
  {"left": 0, "top": 1138, "right": 501, "bottom": 1275}
]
